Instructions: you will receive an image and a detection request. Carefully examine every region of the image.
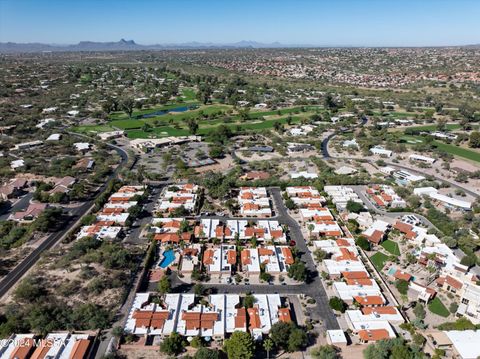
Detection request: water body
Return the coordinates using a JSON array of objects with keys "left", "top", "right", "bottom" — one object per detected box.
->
[{"left": 137, "top": 106, "right": 193, "bottom": 119}]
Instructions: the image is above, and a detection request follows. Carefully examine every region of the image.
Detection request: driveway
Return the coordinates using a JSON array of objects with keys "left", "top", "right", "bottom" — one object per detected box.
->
[{"left": 0, "top": 193, "right": 33, "bottom": 221}]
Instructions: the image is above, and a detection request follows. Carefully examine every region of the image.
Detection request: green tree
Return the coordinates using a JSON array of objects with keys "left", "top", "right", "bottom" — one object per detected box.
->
[
  {"left": 413, "top": 303, "right": 426, "bottom": 320},
  {"left": 34, "top": 207, "right": 63, "bottom": 232},
  {"left": 437, "top": 317, "right": 476, "bottom": 331},
  {"left": 469, "top": 131, "right": 480, "bottom": 148},
  {"left": 224, "top": 331, "right": 255, "bottom": 359},
  {"left": 209, "top": 145, "right": 224, "bottom": 158},
  {"left": 80, "top": 214, "right": 97, "bottom": 226},
  {"left": 157, "top": 276, "right": 171, "bottom": 294},
  {"left": 391, "top": 344, "right": 413, "bottom": 359},
  {"left": 311, "top": 345, "right": 339, "bottom": 359},
  {"left": 436, "top": 118, "right": 447, "bottom": 132},
  {"left": 324, "top": 94, "right": 337, "bottom": 110},
  {"left": 263, "top": 338, "right": 274, "bottom": 359},
  {"left": 285, "top": 198, "right": 296, "bottom": 210},
  {"left": 449, "top": 302, "right": 459, "bottom": 314},
  {"left": 288, "top": 328, "right": 308, "bottom": 352},
  {"left": 313, "top": 249, "right": 327, "bottom": 263},
  {"left": 287, "top": 259, "right": 307, "bottom": 282},
  {"left": 346, "top": 200, "right": 364, "bottom": 213},
  {"left": 395, "top": 279, "right": 409, "bottom": 295},
  {"left": 244, "top": 294, "right": 255, "bottom": 308},
  {"left": 194, "top": 283, "right": 204, "bottom": 296},
  {"left": 160, "top": 332, "right": 186, "bottom": 355},
  {"left": 111, "top": 326, "right": 124, "bottom": 338},
  {"left": 187, "top": 119, "right": 199, "bottom": 134},
  {"left": 460, "top": 253, "right": 477, "bottom": 267},
  {"left": 13, "top": 277, "right": 45, "bottom": 303},
  {"left": 356, "top": 237, "right": 371, "bottom": 251},
  {"left": 329, "top": 297, "right": 347, "bottom": 313},
  {"left": 190, "top": 336, "right": 203, "bottom": 348},
  {"left": 260, "top": 271, "right": 272, "bottom": 282},
  {"left": 194, "top": 348, "right": 221, "bottom": 359},
  {"left": 121, "top": 98, "right": 135, "bottom": 118},
  {"left": 270, "top": 321, "right": 293, "bottom": 348}
]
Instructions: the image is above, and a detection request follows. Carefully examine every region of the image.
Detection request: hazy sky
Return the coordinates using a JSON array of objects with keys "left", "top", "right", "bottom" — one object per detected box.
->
[{"left": 0, "top": 0, "right": 479, "bottom": 46}]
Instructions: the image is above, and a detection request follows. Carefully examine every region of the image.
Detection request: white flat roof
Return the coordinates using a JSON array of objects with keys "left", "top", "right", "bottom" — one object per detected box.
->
[
  {"left": 327, "top": 330, "right": 348, "bottom": 344},
  {"left": 444, "top": 330, "right": 480, "bottom": 359}
]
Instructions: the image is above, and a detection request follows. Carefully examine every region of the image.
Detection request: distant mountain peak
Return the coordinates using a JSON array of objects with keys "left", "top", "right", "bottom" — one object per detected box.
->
[{"left": 119, "top": 38, "right": 136, "bottom": 45}]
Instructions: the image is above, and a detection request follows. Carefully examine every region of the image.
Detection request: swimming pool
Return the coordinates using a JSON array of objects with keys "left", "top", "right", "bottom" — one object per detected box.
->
[
  {"left": 387, "top": 267, "right": 397, "bottom": 276},
  {"left": 159, "top": 249, "right": 175, "bottom": 268}
]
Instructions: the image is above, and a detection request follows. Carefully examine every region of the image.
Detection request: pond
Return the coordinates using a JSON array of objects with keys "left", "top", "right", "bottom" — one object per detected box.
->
[{"left": 137, "top": 106, "right": 192, "bottom": 119}]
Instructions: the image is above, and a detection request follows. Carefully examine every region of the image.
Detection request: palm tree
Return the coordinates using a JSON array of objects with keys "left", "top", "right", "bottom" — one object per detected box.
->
[
  {"left": 263, "top": 338, "right": 273, "bottom": 359},
  {"left": 307, "top": 223, "right": 315, "bottom": 238}
]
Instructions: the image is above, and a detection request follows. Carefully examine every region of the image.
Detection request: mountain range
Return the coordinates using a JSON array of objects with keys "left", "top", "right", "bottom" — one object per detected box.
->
[
  {"left": 0, "top": 39, "right": 312, "bottom": 53},
  {"left": 1, "top": 39, "right": 478, "bottom": 53}
]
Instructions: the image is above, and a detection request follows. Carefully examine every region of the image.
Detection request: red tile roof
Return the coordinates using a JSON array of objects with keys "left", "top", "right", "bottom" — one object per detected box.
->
[
  {"left": 281, "top": 247, "right": 294, "bottom": 265},
  {"left": 235, "top": 308, "right": 247, "bottom": 329},
  {"left": 367, "top": 230, "right": 384, "bottom": 244},
  {"left": 353, "top": 295, "right": 384, "bottom": 306},
  {"left": 342, "top": 271, "right": 369, "bottom": 279},
  {"left": 362, "top": 306, "right": 398, "bottom": 315},
  {"left": 70, "top": 339, "right": 91, "bottom": 359},
  {"left": 278, "top": 308, "right": 292, "bottom": 323},
  {"left": 248, "top": 307, "right": 261, "bottom": 330},
  {"left": 394, "top": 270, "right": 413, "bottom": 282},
  {"left": 203, "top": 249, "right": 215, "bottom": 265},
  {"left": 358, "top": 329, "right": 390, "bottom": 342}
]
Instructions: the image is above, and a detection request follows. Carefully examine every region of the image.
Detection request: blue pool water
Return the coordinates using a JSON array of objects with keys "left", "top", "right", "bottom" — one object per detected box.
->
[
  {"left": 159, "top": 250, "right": 175, "bottom": 268},
  {"left": 387, "top": 267, "right": 397, "bottom": 276},
  {"left": 138, "top": 106, "right": 190, "bottom": 119}
]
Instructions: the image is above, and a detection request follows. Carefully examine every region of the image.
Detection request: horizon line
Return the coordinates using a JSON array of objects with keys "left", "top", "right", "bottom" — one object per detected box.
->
[{"left": 1, "top": 38, "right": 479, "bottom": 48}]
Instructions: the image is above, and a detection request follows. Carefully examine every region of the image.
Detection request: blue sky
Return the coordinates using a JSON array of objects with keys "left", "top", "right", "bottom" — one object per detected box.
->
[{"left": 0, "top": 0, "right": 479, "bottom": 46}]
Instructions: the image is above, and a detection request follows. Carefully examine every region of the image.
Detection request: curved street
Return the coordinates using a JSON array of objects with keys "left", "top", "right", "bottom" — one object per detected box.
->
[
  {"left": 0, "top": 137, "right": 129, "bottom": 299},
  {"left": 322, "top": 131, "right": 479, "bottom": 200}
]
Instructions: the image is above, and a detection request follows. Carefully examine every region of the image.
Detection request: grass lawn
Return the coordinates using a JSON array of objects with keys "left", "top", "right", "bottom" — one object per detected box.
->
[
  {"left": 373, "top": 111, "right": 419, "bottom": 118},
  {"left": 406, "top": 124, "right": 461, "bottom": 132},
  {"left": 72, "top": 125, "right": 116, "bottom": 133},
  {"left": 400, "top": 133, "right": 480, "bottom": 164},
  {"left": 109, "top": 102, "right": 201, "bottom": 121},
  {"left": 370, "top": 252, "right": 390, "bottom": 271},
  {"left": 126, "top": 127, "right": 190, "bottom": 138},
  {"left": 110, "top": 119, "right": 144, "bottom": 130},
  {"left": 104, "top": 104, "right": 326, "bottom": 138},
  {"left": 181, "top": 88, "right": 197, "bottom": 101},
  {"left": 428, "top": 297, "right": 450, "bottom": 317},
  {"left": 432, "top": 141, "right": 480, "bottom": 163},
  {"left": 381, "top": 240, "right": 400, "bottom": 256},
  {"left": 128, "top": 115, "right": 306, "bottom": 138},
  {"left": 400, "top": 135, "right": 424, "bottom": 144},
  {"left": 140, "top": 104, "right": 231, "bottom": 125}
]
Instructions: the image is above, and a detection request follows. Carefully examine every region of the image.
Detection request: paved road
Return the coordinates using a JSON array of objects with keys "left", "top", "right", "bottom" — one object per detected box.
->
[
  {"left": 124, "top": 186, "right": 163, "bottom": 245},
  {"left": 0, "top": 193, "right": 33, "bottom": 221},
  {"left": 0, "top": 199, "right": 94, "bottom": 298},
  {"left": 163, "top": 187, "right": 340, "bottom": 329},
  {"left": 322, "top": 132, "right": 479, "bottom": 200},
  {"left": 269, "top": 187, "right": 339, "bottom": 329},
  {"left": 321, "top": 133, "right": 335, "bottom": 159},
  {"left": 383, "top": 160, "right": 479, "bottom": 199},
  {"left": 0, "top": 141, "right": 129, "bottom": 299},
  {"left": 348, "top": 185, "right": 442, "bottom": 232}
]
